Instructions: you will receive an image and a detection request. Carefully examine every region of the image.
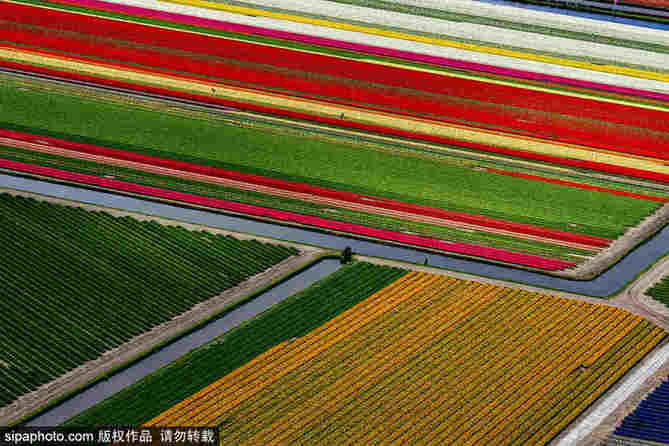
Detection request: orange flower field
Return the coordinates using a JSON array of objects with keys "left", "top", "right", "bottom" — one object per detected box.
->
[{"left": 146, "top": 272, "right": 666, "bottom": 445}]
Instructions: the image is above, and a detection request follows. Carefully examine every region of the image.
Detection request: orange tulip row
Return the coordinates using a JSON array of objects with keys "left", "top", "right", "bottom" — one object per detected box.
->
[
  {"left": 237, "top": 278, "right": 495, "bottom": 445},
  {"left": 521, "top": 324, "right": 665, "bottom": 445}
]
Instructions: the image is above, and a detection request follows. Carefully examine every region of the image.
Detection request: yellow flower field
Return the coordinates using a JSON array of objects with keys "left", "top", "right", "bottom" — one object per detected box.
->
[{"left": 146, "top": 272, "right": 666, "bottom": 445}]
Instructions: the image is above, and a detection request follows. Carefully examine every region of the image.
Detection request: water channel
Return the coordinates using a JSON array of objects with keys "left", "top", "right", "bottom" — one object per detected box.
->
[{"left": 2, "top": 172, "right": 667, "bottom": 298}]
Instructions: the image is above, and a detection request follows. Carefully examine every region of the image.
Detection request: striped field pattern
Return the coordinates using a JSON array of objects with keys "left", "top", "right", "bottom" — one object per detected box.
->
[{"left": 145, "top": 272, "right": 666, "bottom": 445}]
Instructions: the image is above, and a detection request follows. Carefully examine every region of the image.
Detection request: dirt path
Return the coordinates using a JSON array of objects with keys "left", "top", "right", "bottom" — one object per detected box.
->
[{"left": 0, "top": 188, "right": 325, "bottom": 427}]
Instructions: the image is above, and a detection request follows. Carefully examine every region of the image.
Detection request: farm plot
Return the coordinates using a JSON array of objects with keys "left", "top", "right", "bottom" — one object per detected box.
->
[
  {"left": 1, "top": 81, "right": 660, "bottom": 241},
  {"left": 0, "top": 143, "right": 597, "bottom": 264},
  {"left": 65, "top": 262, "right": 407, "bottom": 426},
  {"left": 146, "top": 271, "right": 666, "bottom": 446},
  {"left": 0, "top": 192, "right": 298, "bottom": 409}
]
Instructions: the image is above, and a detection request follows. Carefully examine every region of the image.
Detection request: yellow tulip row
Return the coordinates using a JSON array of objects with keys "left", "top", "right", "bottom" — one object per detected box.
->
[
  {"left": 492, "top": 311, "right": 640, "bottom": 443},
  {"left": 518, "top": 323, "right": 665, "bottom": 445},
  {"left": 457, "top": 307, "right": 639, "bottom": 445},
  {"left": 150, "top": 272, "right": 666, "bottom": 446},
  {"left": 230, "top": 283, "right": 550, "bottom": 443},
  {"left": 194, "top": 272, "right": 445, "bottom": 428},
  {"left": 240, "top": 279, "right": 482, "bottom": 443},
  {"left": 400, "top": 297, "right": 604, "bottom": 446},
  {"left": 325, "top": 289, "right": 552, "bottom": 446}
]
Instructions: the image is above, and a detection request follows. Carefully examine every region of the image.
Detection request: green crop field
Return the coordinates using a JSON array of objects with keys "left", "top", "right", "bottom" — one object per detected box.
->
[
  {"left": 646, "top": 276, "right": 669, "bottom": 307},
  {"left": 0, "top": 81, "right": 660, "bottom": 240},
  {"left": 65, "top": 262, "right": 407, "bottom": 426},
  {"left": 0, "top": 192, "right": 298, "bottom": 409},
  {"left": 0, "top": 144, "right": 595, "bottom": 261}
]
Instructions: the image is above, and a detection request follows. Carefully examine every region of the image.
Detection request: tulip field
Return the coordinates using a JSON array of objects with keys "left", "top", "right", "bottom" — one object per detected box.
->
[
  {"left": 1, "top": 0, "right": 669, "bottom": 270},
  {"left": 3, "top": 0, "right": 669, "bottom": 441},
  {"left": 646, "top": 275, "right": 669, "bottom": 307},
  {"left": 66, "top": 265, "right": 665, "bottom": 445},
  {"left": 0, "top": 192, "right": 298, "bottom": 409},
  {"left": 1, "top": 71, "right": 666, "bottom": 270}
]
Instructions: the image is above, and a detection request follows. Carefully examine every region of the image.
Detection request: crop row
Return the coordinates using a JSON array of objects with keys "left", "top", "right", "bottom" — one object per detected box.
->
[
  {"left": 5, "top": 51, "right": 669, "bottom": 193},
  {"left": 613, "top": 375, "right": 669, "bottom": 444},
  {"left": 20, "top": 0, "right": 669, "bottom": 104},
  {"left": 7, "top": 47, "right": 669, "bottom": 194},
  {"left": 65, "top": 262, "right": 407, "bottom": 426},
  {"left": 0, "top": 143, "right": 600, "bottom": 264},
  {"left": 0, "top": 192, "right": 297, "bottom": 408},
  {"left": 5, "top": 8, "right": 669, "bottom": 161},
  {"left": 3, "top": 22, "right": 668, "bottom": 161},
  {"left": 2, "top": 67, "right": 661, "bottom": 240},
  {"left": 4, "top": 2, "right": 669, "bottom": 138},
  {"left": 154, "top": 272, "right": 665, "bottom": 445}
]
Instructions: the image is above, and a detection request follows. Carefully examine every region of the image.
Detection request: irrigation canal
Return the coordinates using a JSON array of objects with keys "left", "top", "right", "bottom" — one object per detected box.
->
[{"left": 2, "top": 172, "right": 669, "bottom": 298}]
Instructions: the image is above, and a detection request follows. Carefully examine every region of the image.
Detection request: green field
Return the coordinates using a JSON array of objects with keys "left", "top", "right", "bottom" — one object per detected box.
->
[
  {"left": 646, "top": 276, "right": 669, "bottom": 308},
  {"left": 0, "top": 144, "right": 596, "bottom": 261},
  {"left": 65, "top": 262, "right": 406, "bottom": 426},
  {"left": 1, "top": 80, "right": 660, "bottom": 240},
  {"left": 0, "top": 192, "right": 298, "bottom": 409}
]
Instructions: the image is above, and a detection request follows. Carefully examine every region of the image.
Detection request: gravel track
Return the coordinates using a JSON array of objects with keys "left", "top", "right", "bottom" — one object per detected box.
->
[
  {"left": 99, "top": 0, "right": 669, "bottom": 93},
  {"left": 0, "top": 187, "right": 323, "bottom": 427},
  {"left": 226, "top": 0, "right": 669, "bottom": 70}
]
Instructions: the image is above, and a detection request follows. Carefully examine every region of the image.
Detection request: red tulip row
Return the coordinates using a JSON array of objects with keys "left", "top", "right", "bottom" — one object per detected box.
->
[
  {"left": 4, "top": 17, "right": 669, "bottom": 162},
  {"left": 3, "top": 56, "right": 669, "bottom": 188},
  {"left": 0, "top": 128, "right": 611, "bottom": 248},
  {"left": 4, "top": 1, "right": 669, "bottom": 138},
  {"left": 0, "top": 157, "right": 576, "bottom": 270},
  {"left": 485, "top": 168, "right": 669, "bottom": 202}
]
